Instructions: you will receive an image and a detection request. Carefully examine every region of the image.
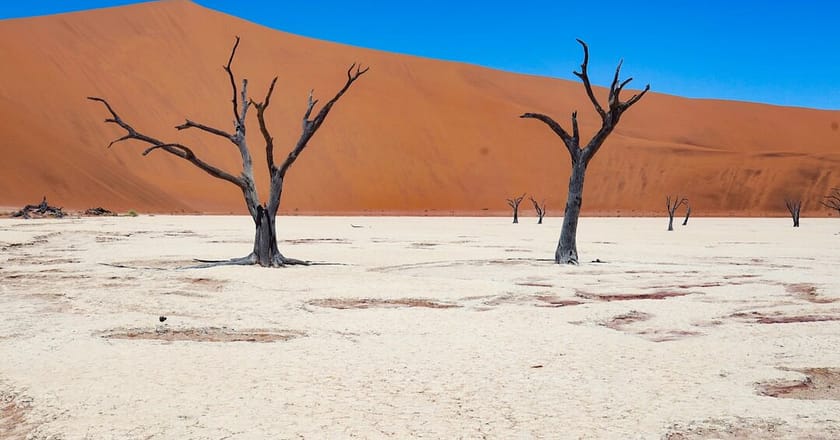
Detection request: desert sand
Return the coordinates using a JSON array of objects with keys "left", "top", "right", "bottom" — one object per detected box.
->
[
  {"left": 1, "top": 215, "right": 839, "bottom": 438},
  {"left": 1, "top": 0, "right": 839, "bottom": 216}
]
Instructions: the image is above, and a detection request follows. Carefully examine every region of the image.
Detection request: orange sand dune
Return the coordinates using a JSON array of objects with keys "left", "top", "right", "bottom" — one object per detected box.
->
[{"left": 0, "top": 0, "right": 838, "bottom": 216}]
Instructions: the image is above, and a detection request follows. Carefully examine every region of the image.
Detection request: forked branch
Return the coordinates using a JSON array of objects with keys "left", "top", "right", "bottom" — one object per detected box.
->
[
  {"left": 87, "top": 97, "right": 244, "bottom": 188},
  {"left": 573, "top": 38, "right": 606, "bottom": 120},
  {"left": 785, "top": 198, "right": 802, "bottom": 227},
  {"left": 507, "top": 193, "right": 526, "bottom": 224},
  {"left": 519, "top": 112, "right": 579, "bottom": 160},
  {"left": 821, "top": 187, "right": 840, "bottom": 214},
  {"left": 225, "top": 36, "right": 242, "bottom": 124},
  {"left": 529, "top": 196, "right": 546, "bottom": 224},
  {"left": 666, "top": 195, "right": 688, "bottom": 231},
  {"left": 176, "top": 119, "right": 234, "bottom": 141},
  {"left": 520, "top": 40, "right": 649, "bottom": 165},
  {"left": 277, "top": 63, "right": 370, "bottom": 178},
  {"left": 252, "top": 76, "right": 279, "bottom": 172}
]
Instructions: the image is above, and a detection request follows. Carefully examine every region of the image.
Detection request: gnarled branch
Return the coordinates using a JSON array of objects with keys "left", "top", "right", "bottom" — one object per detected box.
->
[
  {"left": 251, "top": 76, "right": 279, "bottom": 173},
  {"left": 225, "top": 36, "right": 242, "bottom": 125},
  {"left": 519, "top": 112, "right": 579, "bottom": 160},
  {"left": 176, "top": 119, "right": 234, "bottom": 140},
  {"left": 573, "top": 39, "right": 607, "bottom": 121},
  {"left": 277, "top": 64, "right": 369, "bottom": 178},
  {"left": 87, "top": 97, "right": 244, "bottom": 188},
  {"left": 820, "top": 187, "right": 840, "bottom": 213}
]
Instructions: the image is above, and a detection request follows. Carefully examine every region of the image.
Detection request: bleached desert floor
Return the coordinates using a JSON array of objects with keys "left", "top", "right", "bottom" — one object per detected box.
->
[{"left": 1, "top": 215, "right": 839, "bottom": 439}]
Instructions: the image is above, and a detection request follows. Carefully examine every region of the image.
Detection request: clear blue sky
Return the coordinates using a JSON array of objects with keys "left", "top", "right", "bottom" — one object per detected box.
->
[{"left": 2, "top": 0, "right": 838, "bottom": 110}]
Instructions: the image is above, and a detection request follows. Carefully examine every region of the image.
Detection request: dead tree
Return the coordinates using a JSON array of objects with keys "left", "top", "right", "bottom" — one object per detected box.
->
[
  {"left": 682, "top": 202, "right": 691, "bottom": 226},
  {"left": 822, "top": 188, "right": 840, "bottom": 215},
  {"left": 12, "top": 197, "right": 64, "bottom": 219},
  {"left": 785, "top": 199, "right": 802, "bottom": 227},
  {"left": 89, "top": 37, "right": 368, "bottom": 267},
  {"left": 507, "top": 193, "right": 526, "bottom": 223},
  {"left": 666, "top": 196, "right": 687, "bottom": 231},
  {"left": 521, "top": 40, "right": 649, "bottom": 264},
  {"left": 529, "top": 196, "right": 546, "bottom": 224}
]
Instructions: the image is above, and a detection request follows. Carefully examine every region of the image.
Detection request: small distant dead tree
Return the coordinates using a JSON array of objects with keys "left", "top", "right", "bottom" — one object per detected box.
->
[
  {"left": 682, "top": 202, "right": 691, "bottom": 226},
  {"left": 666, "top": 196, "right": 688, "bottom": 231},
  {"left": 507, "top": 193, "right": 526, "bottom": 223},
  {"left": 822, "top": 188, "right": 840, "bottom": 215},
  {"left": 89, "top": 37, "right": 368, "bottom": 267},
  {"left": 521, "top": 40, "right": 648, "bottom": 264},
  {"left": 529, "top": 196, "right": 546, "bottom": 224},
  {"left": 785, "top": 199, "right": 802, "bottom": 227},
  {"left": 12, "top": 197, "right": 64, "bottom": 219}
]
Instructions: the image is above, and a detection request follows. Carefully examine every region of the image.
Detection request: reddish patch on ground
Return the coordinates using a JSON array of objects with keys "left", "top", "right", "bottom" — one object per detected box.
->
[
  {"left": 99, "top": 327, "right": 304, "bottom": 342},
  {"left": 732, "top": 311, "right": 840, "bottom": 324},
  {"left": 602, "top": 310, "right": 652, "bottom": 330},
  {"left": 311, "top": 298, "right": 460, "bottom": 309},
  {"left": 577, "top": 290, "right": 690, "bottom": 301},
  {"left": 0, "top": 390, "right": 35, "bottom": 440},
  {"left": 757, "top": 368, "right": 840, "bottom": 400},
  {"left": 785, "top": 283, "right": 836, "bottom": 304},
  {"left": 641, "top": 329, "right": 704, "bottom": 342}
]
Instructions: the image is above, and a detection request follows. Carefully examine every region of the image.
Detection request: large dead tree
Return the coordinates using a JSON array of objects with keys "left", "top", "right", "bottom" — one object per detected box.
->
[
  {"left": 822, "top": 188, "right": 840, "bottom": 215},
  {"left": 507, "top": 193, "right": 526, "bottom": 224},
  {"left": 666, "top": 195, "right": 688, "bottom": 231},
  {"left": 89, "top": 37, "right": 368, "bottom": 267},
  {"left": 785, "top": 199, "right": 802, "bottom": 227},
  {"left": 529, "top": 196, "right": 546, "bottom": 224},
  {"left": 521, "top": 40, "right": 649, "bottom": 264}
]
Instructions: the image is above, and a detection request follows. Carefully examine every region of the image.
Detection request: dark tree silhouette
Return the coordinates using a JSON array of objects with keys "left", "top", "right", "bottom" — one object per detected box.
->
[
  {"left": 529, "top": 196, "right": 546, "bottom": 224},
  {"left": 822, "top": 188, "right": 840, "bottom": 215},
  {"left": 666, "top": 195, "right": 688, "bottom": 231},
  {"left": 682, "top": 202, "right": 691, "bottom": 226},
  {"left": 785, "top": 199, "right": 802, "bottom": 227},
  {"left": 520, "top": 40, "right": 649, "bottom": 264},
  {"left": 89, "top": 37, "right": 368, "bottom": 267},
  {"left": 12, "top": 197, "right": 64, "bottom": 219},
  {"left": 507, "top": 193, "right": 526, "bottom": 224}
]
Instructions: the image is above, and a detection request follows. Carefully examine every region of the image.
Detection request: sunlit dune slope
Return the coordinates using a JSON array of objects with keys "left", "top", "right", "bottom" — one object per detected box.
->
[{"left": 1, "top": 0, "right": 838, "bottom": 215}]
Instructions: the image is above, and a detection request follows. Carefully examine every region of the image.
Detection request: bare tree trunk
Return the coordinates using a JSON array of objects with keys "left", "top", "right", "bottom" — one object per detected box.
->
[
  {"left": 89, "top": 37, "right": 367, "bottom": 268},
  {"left": 556, "top": 162, "right": 586, "bottom": 264},
  {"left": 785, "top": 199, "right": 802, "bottom": 227},
  {"left": 666, "top": 195, "right": 687, "bottom": 231},
  {"left": 682, "top": 204, "right": 691, "bottom": 226},
  {"left": 507, "top": 194, "right": 525, "bottom": 224},
  {"left": 520, "top": 40, "right": 649, "bottom": 264},
  {"left": 529, "top": 196, "right": 546, "bottom": 224}
]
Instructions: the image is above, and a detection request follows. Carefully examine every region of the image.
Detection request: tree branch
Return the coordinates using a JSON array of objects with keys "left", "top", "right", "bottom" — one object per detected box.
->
[
  {"left": 623, "top": 84, "right": 651, "bottom": 110},
  {"left": 608, "top": 59, "right": 623, "bottom": 108},
  {"left": 506, "top": 193, "right": 525, "bottom": 208},
  {"left": 519, "top": 112, "right": 579, "bottom": 160},
  {"left": 224, "top": 36, "right": 241, "bottom": 125},
  {"left": 252, "top": 76, "right": 279, "bottom": 173},
  {"left": 87, "top": 96, "right": 244, "bottom": 189},
  {"left": 176, "top": 119, "right": 234, "bottom": 140},
  {"left": 277, "top": 64, "right": 369, "bottom": 178},
  {"left": 573, "top": 39, "right": 607, "bottom": 121}
]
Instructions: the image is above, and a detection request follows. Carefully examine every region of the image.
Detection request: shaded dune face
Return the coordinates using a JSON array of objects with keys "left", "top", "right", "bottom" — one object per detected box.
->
[{"left": 0, "top": 0, "right": 838, "bottom": 215}]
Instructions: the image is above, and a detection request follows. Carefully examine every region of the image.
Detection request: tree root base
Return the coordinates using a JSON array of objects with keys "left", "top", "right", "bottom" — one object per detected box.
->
[{"left": 192, "top": 253, "right": 311, "bottom": 268}]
